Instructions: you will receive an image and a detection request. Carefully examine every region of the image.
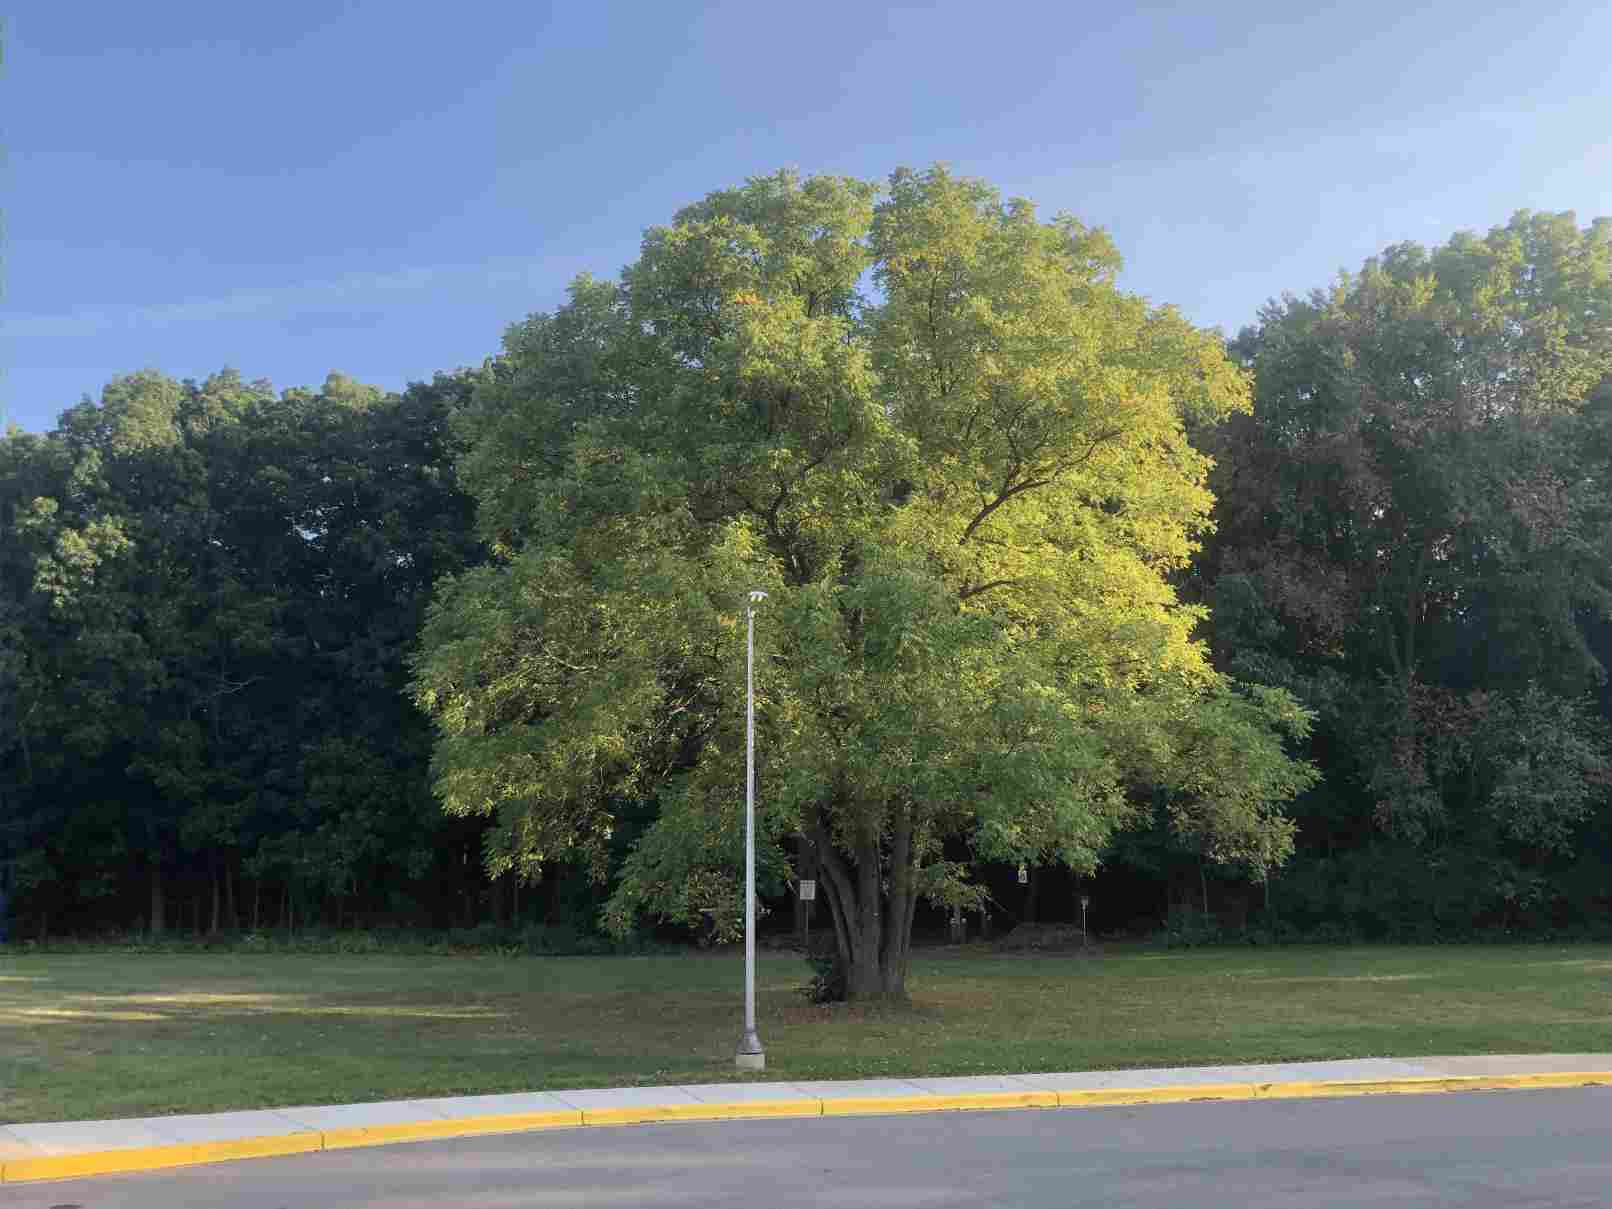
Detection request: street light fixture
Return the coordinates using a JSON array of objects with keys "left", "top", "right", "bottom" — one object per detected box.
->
[{"left": 736, "top": 589, "right": 768, "bottom": 1071}]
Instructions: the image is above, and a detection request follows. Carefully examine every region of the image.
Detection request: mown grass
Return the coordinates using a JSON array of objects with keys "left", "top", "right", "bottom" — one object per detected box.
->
[{"left": 3, "top": 944, "right": 1611, "bottom": 1123}]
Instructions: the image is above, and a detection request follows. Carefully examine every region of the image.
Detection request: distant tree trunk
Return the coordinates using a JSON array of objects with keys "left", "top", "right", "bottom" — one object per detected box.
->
[
  {"left": 150, "top": 866, "right": 166, "bottom": 937},
  {"left": 18, "top": 724, "right": 33, "bottom": 783},
  {"left": 223, "top": 859, "right": 237, "bottom": 932},
  {"left": 209, "top": 863, "right": 222, "bottom": 936},
  {"left": 1024, "top": 865, "right": 1040, "bottom": 925},
  {"left": 1200, "top": 860, "right": 1210, "bottom": 918},
  {"left": 251, "top": 877, "right": 261, "bottom": 932}
]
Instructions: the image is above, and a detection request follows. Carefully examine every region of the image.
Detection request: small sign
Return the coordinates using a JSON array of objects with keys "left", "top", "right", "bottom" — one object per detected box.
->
[
  {"left": 1017, "top": 864, "right": 1028, "bottom": 885},
  {"left": 1080, "top": 895, "right": 1090, "bottom": 909},
  {"left": 798, "top": 879, "right": 817, "bottom": 902}
]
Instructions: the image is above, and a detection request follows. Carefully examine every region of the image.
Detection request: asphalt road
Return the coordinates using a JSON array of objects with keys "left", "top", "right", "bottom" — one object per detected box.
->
[{"left": 6, "top": 1088, "right": 1612, "bottom": 1208}]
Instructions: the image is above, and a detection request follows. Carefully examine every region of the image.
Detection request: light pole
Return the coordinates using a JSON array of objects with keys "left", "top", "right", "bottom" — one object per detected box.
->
[{"left": 736, "top": 589, "right": 768, "bottom": 1071}]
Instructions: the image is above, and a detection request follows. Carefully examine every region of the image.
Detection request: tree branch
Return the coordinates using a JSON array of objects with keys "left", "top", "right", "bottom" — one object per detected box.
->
[
  {"left": 958, "top": 578, "right": 1019, "bottom": 601},
  {"left": 961, "top": 478, "right": 1052, "bottom": 543}
]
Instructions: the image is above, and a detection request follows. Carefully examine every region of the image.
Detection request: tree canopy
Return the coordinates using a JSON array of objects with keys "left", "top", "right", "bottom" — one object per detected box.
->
[
  {"left": 1193, "top": 210, "right": 1612, "bottom": 928},
  {"left": 1, "top": 368, "right": 488, "bottom": 937},
  {"left": 5, "top": 179, "right": 1608, "bottom": 967},
  {"left": 412, "top": 167, "right": 1317, "bottom": 997}
]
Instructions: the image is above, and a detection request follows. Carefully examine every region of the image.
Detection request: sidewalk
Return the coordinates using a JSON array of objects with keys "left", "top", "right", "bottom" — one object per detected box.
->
[{"left": 3, "top": 1054, "right": 1609, "bottom": 1184}]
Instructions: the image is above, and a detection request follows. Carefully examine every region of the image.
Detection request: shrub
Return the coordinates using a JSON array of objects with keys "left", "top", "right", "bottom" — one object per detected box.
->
[{"left": 801, "top": 947, "right": 847, "bottom": 1003}]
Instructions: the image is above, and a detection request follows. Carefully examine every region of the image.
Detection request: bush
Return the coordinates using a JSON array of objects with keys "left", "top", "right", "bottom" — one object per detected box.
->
[
  {"left": 802, "top": 947, "right": 847, "bottom": 1003},
  {"left": 1159, "top": 910, "right": 1227, "bottom": 948}
]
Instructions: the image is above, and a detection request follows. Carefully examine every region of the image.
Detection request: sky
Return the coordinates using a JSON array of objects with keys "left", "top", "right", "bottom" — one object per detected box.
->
[{"left": 4, "top": 0, "right": 1610, "bottom": 432}]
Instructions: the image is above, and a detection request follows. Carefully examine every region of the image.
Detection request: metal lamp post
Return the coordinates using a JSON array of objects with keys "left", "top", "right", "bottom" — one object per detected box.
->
[{"left": 736, "top": 589, "right": 768, "bottom": 1070}]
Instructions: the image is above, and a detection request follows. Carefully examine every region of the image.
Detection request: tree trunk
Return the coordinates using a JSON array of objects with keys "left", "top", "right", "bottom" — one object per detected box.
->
[
  {"left": 18, "top": 721, "right": 33, "bottom": 783},
  {"left": 813, "top": 810, "right": 917, "bottom": 1002},
  {"left": 150, "top": 865, "right": 166, "bottom": 937},
  {"left": 1024, "top": 865, "right": 1040, "bottom": 925},
  {"left": 882, "top": 813, "right": 916, "bottom": 996},
  {"left": 209, "top": 862, "right": 222, "bottom": 936},
  {"left": 224, "top": 859, "right": 237, "bottom": 932}
]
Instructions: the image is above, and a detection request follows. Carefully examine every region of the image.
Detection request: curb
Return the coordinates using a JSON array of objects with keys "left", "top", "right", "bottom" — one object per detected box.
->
[{"left": 4, "top": 1069, "right": 1609, "bottom": 1184}]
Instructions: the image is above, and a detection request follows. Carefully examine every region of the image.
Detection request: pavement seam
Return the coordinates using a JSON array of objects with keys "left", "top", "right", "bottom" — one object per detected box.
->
[{"left": 3, "top": 1068, "right": 1609, "bottom": 1185}]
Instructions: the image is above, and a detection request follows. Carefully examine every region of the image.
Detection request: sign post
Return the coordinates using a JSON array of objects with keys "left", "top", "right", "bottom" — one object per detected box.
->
[{"left": 799, "top": 878, "right": 816, "bottom": 954}]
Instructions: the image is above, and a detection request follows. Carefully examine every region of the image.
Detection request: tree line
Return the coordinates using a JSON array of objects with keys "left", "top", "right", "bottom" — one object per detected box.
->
[{"left": 3, "top": 169, "right": 1610, "bottom": 974}]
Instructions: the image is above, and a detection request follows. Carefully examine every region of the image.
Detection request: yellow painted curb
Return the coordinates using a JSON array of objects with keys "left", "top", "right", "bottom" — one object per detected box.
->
[
  {"left": 820, "top": 1090, "right": 1059, "bottom": 1115},
  {"left": 1055, "top": 1082, "right": 1256, "bottom": 1108},
  {"left": 675, "top": 1099, "right": 825, "bottom": 1121},
  {"left": 427, "top": 1110, "right": 588, "bottom": 1137},
  {"left": 321, "top": 1110, "right": 583, "bottom": 1151},
  {"left": 188, "top": 1132, "right": 328, "bottom": 1163},
  {"left": 4, "top": 1071, "right": 1609, "bottom": 1185},
  {"left": 1045, "top": 1071, "right": 1612, "bottom": 1109},
  {"left": 580, "top": 1099, "right": 820, "bottom": 1126},
  {"left": 1259, "top": 1072, "right": 1612, "bottom": 1100},
  {"left": 1, "top": 1132, "right": 321, "bottom": 1183},
  {"left": 1260, "top": 1076, "right": 1469, "bottom": 1100}
]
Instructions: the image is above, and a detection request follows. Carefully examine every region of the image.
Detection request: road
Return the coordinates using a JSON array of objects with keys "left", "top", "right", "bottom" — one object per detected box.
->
[{"left": 5, "top": 1088, "right": 1610, "bottom": 1208}]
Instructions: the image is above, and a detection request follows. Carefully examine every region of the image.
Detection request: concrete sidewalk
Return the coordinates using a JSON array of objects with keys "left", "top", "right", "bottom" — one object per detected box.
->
[{"left": 3, "top": 1054, "right": 1609, "bottom": 1184}]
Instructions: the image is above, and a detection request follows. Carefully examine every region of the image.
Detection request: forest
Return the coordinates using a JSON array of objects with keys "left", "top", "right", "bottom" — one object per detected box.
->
[{"left": 4, "top": 177, "right": 1610, "bottom": 951}]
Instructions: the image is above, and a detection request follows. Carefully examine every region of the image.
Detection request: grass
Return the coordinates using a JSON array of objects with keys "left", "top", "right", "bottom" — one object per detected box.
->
[{"left": 3, "top": 943, "right": 1611, "bottom": 1123}]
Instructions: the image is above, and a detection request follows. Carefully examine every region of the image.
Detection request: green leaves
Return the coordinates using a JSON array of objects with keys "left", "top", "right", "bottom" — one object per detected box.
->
[
  {"left": 2, "top": 365, "right": 489, "bottom": 935},
  {"left": 1196, "top": 209, "right": 1612, "bottom": 931},
  {"left": 414, "top": 164, "right": 1315, "bottom": 970}
]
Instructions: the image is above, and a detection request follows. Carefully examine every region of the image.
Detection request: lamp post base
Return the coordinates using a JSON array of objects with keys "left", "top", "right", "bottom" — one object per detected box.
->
[{"left": 735, "top": 1030, "right": 765, "bottom": 1071}]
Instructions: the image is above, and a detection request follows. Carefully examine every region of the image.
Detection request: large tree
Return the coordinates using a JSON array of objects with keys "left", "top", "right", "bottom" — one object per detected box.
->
[
  {"left": 413, "top": 166, "right": 1315, "bottom": 998},
  {"left": 1196, "top": 211, "right": 1612, "bottom": 928}
]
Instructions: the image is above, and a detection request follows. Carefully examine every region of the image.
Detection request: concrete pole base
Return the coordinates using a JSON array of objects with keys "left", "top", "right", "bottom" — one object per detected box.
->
[{"left": 736, "top": 1029, "right": 766, "bottom": 1070}]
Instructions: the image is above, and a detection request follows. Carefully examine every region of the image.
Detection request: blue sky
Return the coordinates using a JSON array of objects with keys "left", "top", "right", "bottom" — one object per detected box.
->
[{"left": 4, "top": 0, "right": 1610, "bottom": 432}]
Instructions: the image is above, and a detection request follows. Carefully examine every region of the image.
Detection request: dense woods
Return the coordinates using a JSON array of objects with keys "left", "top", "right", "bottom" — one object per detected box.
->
[{"left": 4, "top": 179, "right": 1610, "bottom": 950}]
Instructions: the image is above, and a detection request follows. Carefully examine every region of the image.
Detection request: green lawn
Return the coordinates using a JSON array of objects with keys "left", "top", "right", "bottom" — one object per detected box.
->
[{"left": 3, "top": 944, "right": 1611, "bottom": 1124}]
